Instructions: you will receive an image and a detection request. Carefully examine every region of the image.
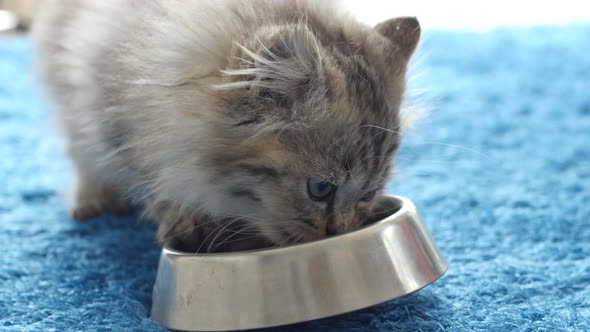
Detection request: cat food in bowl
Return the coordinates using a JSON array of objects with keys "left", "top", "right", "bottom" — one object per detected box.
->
[{"left": 151, "top": 195, "right": 447, "bottom": 331}]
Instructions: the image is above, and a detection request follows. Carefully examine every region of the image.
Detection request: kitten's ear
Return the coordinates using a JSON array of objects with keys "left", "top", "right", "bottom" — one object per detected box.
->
[
  {"left": 375, "top": 17, "right": 421, "bottom": 60},
  {"left": 223, "top": 25, "right": 321, "bottom": 105}
]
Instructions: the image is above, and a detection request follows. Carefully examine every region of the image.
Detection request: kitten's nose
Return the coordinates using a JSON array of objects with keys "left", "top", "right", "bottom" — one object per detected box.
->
[{"left": 326, "top": 211, "right": 359, "bottom": 236}]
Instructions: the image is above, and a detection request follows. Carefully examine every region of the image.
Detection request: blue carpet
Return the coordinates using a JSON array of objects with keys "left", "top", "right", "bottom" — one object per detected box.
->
[{"left": 1, "top": 25, "right": 589, "bottom": 331}]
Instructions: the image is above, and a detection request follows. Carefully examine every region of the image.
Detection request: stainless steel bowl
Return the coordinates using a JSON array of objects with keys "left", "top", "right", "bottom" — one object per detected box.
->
[{"left": 151, "top": 196, "right": 447, "bottom": 331}]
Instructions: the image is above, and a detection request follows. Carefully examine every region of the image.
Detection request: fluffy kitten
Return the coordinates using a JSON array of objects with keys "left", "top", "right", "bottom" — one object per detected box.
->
[{"left": 32, "top": 0, "right": 421, "bottom": 252}]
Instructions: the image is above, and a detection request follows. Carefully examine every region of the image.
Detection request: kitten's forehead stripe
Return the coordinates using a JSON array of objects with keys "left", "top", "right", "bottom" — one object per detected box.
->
[
  {"left": 357, "top": 142, "right": 370, "bottom": 173},
  {"left": 371, "top": 129, "right": 396, "bottom": 178},
  {"left": 229, "top": 188, "right": 262, "bottom": 202},
  {"left": 348, "top": 59, "right": 386, "bottom": 116},
  {"left": 236, "top": 163, "right": 282, "bottom": 178},
  {"left": 324, "top": 50, "right": 399, "bottom": 191}
]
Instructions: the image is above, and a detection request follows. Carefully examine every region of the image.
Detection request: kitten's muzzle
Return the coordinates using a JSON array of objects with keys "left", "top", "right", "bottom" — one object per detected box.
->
[
  {"left": 286, "top": 223, "right": 327, "bottom": 243},
  {"left": 326, "top": 210, "right": 364, "bottom": 236}
]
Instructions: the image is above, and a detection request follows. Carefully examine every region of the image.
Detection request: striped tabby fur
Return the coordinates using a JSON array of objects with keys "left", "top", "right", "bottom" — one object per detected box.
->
[{"left": 33, "top": 0, "right": 421, "bottom": 252}]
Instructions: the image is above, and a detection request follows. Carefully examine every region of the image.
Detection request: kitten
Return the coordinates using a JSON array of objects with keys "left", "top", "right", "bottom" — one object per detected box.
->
[{"left": 32, "top": 0, "right": 420, "bottom": 252}]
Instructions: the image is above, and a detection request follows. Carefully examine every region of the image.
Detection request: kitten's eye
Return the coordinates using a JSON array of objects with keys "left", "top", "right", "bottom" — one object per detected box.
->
[
  {"left": 307, "top": 178, "right": 336, "bottom": 201},
  {"left": 360, "top": 190, "right": 377, "bottom": 202}
]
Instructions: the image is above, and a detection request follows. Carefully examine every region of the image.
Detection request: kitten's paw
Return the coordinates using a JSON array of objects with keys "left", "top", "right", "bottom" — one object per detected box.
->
[
  {"left": 107, "top": 203, "right": 130, "bottom": 217},
  {"left": 71, "top": 200, "right": 129, "bottom": 221},
  {"left": 71, "top": 204, "right": 102, "bottom": 221},
  {"left": 72, "top": 180, "right": 129, "bottom": 221}
]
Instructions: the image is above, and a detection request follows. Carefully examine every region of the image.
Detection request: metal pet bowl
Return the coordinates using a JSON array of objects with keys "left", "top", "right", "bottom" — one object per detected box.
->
[{"left": 151, "top": 196, "right": 447, "bottom": 331}]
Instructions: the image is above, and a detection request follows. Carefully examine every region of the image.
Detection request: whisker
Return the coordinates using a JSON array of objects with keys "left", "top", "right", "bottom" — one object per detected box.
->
[
  {"left": 404, "top": 140, "right": 494, "bottom": 161},
  {"left": 207, "top": 217, "right": 251, "bottom": 253},
  {"left": 357, "top": 124, "right": 401, "bottom": 136},
  {"left": 196, "top": 218, "right": 233, "bottom": 254},
  {"left": 158, "top": 215, "right": 227, "bottom": 245},
  {"left": 209, "top": 220, "right": 248, "bottom": 252}
]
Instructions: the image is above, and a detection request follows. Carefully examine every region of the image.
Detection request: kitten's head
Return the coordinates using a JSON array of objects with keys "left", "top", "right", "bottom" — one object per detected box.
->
[{"left": 198, "top": 17, "right": 420, "bottom": 250}]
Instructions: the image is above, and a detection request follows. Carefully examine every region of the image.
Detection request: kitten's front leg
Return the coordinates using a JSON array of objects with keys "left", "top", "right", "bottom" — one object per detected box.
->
[{"left": 72, "top": 173, "right": 129, "bottom": 220}]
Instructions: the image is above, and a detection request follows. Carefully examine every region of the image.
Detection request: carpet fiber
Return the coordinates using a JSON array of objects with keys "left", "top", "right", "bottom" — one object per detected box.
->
[{"left": 1, "top": 25, "right": 589, "bottom": 331}]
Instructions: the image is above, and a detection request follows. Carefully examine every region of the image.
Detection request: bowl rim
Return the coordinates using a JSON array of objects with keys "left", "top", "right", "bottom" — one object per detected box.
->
[{"left": 162, "top": 195, "right": 415, "bottom": 258}]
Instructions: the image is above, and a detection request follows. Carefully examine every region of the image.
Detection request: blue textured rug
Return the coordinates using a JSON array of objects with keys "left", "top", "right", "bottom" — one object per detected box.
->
[{"left": 1, "top": 25, "right": 589, "bottom": 331}]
